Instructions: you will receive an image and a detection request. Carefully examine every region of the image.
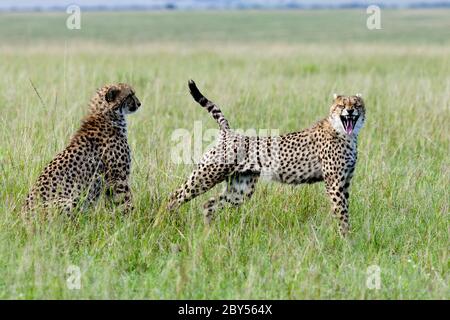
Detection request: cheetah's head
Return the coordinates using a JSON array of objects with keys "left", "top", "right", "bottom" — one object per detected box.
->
[
  {"left": 90, "top": 83, "right": 141, "bottom": 115},
  {"left": 329, "top": 94, "right": 365, "bottom": 136}
]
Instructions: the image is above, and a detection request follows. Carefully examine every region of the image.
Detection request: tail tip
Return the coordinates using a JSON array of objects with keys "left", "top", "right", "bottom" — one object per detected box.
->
[
  {"left": 188, "top": 79, "right": 202, "bottom": 101},
  {"left": 188, "top": 79, "right": 196, "bottom": 87}
]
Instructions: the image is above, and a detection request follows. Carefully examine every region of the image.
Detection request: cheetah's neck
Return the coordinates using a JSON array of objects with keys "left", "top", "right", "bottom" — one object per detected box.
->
[{"left": 102, "top": 110, "right": 128, "bottom": 137}]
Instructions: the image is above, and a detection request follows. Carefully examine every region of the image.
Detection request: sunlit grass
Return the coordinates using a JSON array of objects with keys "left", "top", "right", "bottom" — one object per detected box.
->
[{"left": 0, "top": 10, "right": 448, "bottom": 299}]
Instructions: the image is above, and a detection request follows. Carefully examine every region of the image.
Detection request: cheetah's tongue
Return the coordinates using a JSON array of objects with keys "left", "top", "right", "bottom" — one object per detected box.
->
[
  {"left": 341, "top": 115, "right": 359, "bottom": 135},
  {"left": 345, "top": 121, "right": 353, "bottom": 134}
]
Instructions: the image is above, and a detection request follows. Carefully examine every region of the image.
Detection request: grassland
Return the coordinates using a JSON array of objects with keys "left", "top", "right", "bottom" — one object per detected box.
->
[{"left": 0, "top": 10, "right": 448, "bottom": 299}]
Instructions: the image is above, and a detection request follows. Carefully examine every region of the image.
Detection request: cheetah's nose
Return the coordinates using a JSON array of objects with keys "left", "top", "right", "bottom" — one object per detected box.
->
[{"left": 347, "top": 109, "right": 354, "bottom": 115}]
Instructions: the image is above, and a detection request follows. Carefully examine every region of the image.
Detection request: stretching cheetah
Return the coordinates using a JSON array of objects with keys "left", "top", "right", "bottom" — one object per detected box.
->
[
  {"left": 23, "top": 83, "right": 141, "bottom": 216},
  {"left": 168, "top": 80, "right": 365, "bottom": 236}
]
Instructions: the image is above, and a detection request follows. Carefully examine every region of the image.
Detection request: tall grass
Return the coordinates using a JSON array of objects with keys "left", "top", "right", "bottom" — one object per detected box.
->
[{"left": 0, "top": 10, "right": 448, "bottom": 299}]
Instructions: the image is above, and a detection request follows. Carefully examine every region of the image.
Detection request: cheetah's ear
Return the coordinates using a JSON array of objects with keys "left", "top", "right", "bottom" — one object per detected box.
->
[
  {"left": 333, "top": 93, "right": 342, "bottom": 100},
  {"left": 355, "top": 93, "right": 363, "bottom": 98},
  {"left": 105, "top": 87, "right": 121, "bottom": 103}
]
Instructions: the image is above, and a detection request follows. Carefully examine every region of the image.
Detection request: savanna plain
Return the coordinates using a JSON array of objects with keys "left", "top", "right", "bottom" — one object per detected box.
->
[{"left": 0, "top": 10, "right": 448, "bottom": 299}]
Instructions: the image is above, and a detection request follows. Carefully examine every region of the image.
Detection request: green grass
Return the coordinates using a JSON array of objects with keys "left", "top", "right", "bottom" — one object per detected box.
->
[
  {"left": 0, "top": 10, "right": 449, "bottom": 45},
  {"left": 0, "top": 10, "right": 448, "bottom": 299}
]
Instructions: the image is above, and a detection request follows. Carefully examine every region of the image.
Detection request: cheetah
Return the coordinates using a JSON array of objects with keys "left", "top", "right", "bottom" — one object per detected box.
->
[
  {"left": 168, "top": 80, "right": 365, "bottom": 236},
  {"left": 23, "top": 83, "right": 141, "bottom": 216}
]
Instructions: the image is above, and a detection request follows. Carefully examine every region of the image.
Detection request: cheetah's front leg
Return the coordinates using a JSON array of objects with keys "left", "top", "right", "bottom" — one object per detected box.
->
[
  {"left": 103, "top": 146, "right": 134, "bottom": 213},
  {"left": 105, "top": 171, "right": 133, "bottom": 213},
  {"left": 324, "top": 174, "right": 350, "bottom": 236}
]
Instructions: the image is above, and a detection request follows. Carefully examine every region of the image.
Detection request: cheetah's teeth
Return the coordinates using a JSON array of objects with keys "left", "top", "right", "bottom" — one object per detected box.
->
[{"left": 340, "top": 115, "right": 359, "bottom": 135}]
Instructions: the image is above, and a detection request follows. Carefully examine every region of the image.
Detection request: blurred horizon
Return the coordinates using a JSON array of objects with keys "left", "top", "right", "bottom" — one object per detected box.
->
[{"left": 1, "top": 0, "right": 450, "bottom": 11}]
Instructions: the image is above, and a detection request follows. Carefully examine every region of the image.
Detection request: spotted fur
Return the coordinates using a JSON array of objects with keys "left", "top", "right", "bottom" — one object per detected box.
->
[
  {"left": 168, "top": 80, "right": 366, "bottom": 236},
  {"left": 23, "top": 83, "right": 141, "bottom": 216}
]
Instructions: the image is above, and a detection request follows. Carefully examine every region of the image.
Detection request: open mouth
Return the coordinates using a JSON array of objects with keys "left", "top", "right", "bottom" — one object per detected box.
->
[{"left": 340, "top": 115, "right": 359, "bottom": 134}]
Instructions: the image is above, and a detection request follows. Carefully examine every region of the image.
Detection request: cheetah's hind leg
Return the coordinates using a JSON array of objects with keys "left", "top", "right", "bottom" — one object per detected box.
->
[
  {"left": 22, "top": 197, "right": 78, "bottom": 223},
  {"left": 203, "top": 172, "right": 259, "bottom": 225},
  {"left": 167, "top": 163, "right": 231, "bottom": 212}
]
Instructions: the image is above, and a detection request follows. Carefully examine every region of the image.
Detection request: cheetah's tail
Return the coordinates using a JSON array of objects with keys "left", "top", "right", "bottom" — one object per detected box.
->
[{"left": 188, "top": 79, "right": 230, "bottom": 131}]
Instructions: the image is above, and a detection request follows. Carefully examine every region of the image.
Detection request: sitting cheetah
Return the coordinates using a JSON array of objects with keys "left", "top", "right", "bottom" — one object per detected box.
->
[
  {"left": 23, "top": 83, "right": 141, "bottom": 216},
  {"left": 168, "top": 80, "right": 365, "bottom": 236}
]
